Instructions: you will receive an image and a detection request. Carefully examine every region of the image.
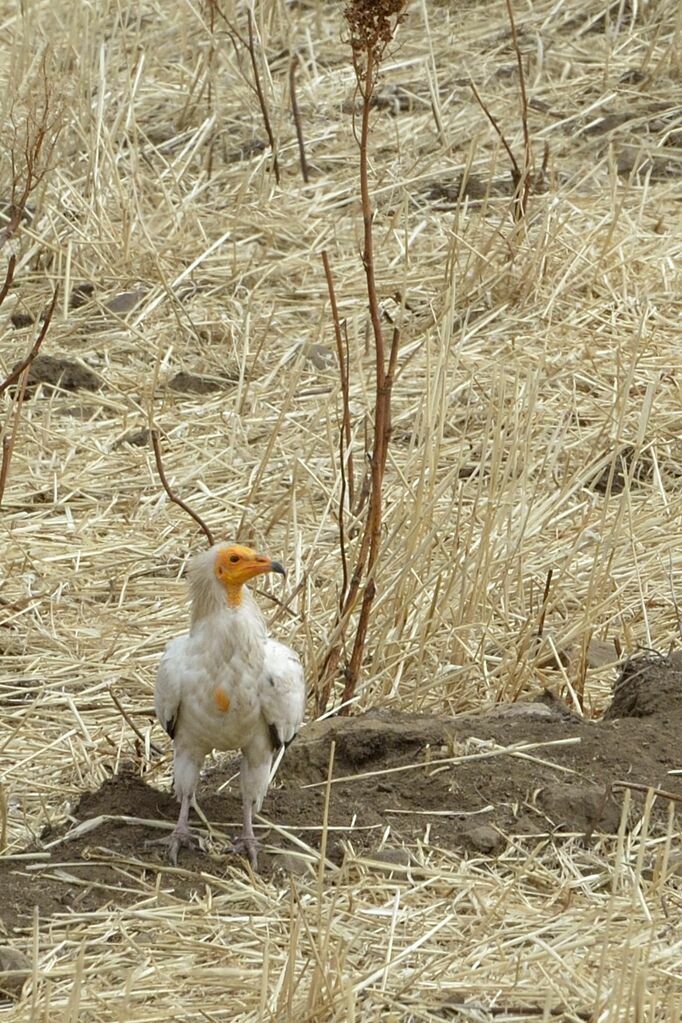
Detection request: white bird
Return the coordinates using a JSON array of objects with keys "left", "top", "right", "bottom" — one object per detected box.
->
[{"left": 154, "top": 542, "right": 305, "bottom": 868}]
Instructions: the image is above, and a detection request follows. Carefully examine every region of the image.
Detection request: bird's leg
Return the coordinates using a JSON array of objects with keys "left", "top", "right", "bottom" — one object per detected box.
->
[
  {"left": 232, "top": 797, "right": 259, "bottom": 869},
  {"left": 148, "top": 794, "right": 200, "bottom": 865}
]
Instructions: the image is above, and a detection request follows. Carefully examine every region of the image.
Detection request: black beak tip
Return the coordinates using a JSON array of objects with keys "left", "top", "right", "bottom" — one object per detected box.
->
[{"left": 271, "top": 560, "right": 286, "bottom": 577}]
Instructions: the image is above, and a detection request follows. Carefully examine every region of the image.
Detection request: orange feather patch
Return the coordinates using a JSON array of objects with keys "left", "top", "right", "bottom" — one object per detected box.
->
[{"left": 214, "top": 689, "right": 231, "bottom": 713}]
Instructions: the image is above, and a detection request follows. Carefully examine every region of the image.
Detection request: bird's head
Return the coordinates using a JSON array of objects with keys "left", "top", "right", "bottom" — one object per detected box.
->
[{"left": 214, "top": 543, "right": 286, "bottom": 590}]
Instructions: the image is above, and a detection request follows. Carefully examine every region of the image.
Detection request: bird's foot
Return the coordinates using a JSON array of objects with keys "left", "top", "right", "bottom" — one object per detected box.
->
[
  {"left": 231, "top": 833, "right": 260, "bottom": 870},
  {"left": 147, "top": 825, "right": 201, "bottom": 866}
]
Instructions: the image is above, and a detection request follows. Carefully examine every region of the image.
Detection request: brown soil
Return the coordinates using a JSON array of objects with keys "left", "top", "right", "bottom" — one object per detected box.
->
[
  {"left": 1, "top": 653, "right": 680, "bottom": 935},
  {"left": 13, "top": 355, "right": 101, "bottom": 394}
]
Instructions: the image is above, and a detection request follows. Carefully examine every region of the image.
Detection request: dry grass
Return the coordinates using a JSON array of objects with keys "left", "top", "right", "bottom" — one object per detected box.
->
[{"left": 0, "top": 0, "right": 681, "bottom": 1018}]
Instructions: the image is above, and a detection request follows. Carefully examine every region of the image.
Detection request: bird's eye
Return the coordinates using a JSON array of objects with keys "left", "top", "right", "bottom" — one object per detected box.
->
[{"left": 229, "top": 555, "right": 239, "bottom": 563}]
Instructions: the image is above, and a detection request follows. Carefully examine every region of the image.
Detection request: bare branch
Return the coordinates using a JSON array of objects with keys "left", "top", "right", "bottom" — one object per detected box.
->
[
  {"left": 209, "top": 3, "right": 280, "bottom": 184},
  {"left": 2, "top": 52, "right": 65, "bottom": 247},
  {"left": 322, "top": 250, "right": 352, "bottom": 619},
  {"left": 505, "top": 0, "right": 532, "bottom": 183},
  {"left": 110, "top": 686, "right": 163, "bottom": 756},
  {"left": 150, "top": 429, "right": 215, "bottom": 546},
  {"left": 0, "top": 286, "right": 59, "bottom": 508},
  {"left": 0, "top": 284, "right": 59, "bottom": 397},
  {"left": 469, "top": 78, "right": 521, "bottom": 181},
  {"left": 246, "top": 11, "right": 280, "bottom": 184},
  {"left": 317, "top": 0, "right": 407, "bottom": 714},
  {"left": 0, "top": 256, "right": 16, "bottom": 308},
  {"left": 612, "top": 780, "right": 682, "bottom": 805},
  {"left": 290, "top": 55, "right": 309, "bottom": 183}
]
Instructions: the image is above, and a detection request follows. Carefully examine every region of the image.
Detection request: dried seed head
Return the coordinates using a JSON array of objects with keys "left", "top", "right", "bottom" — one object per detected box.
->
[{"left": 344, "top": 0, "right": 407, "bottom": 70}]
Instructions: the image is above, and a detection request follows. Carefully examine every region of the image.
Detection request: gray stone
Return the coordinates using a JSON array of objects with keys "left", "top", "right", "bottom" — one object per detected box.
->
[
  {"left": 463, "top": 824, "right": 504, "bottom": 855},
  {"left": 0, "top": 946, "right": 30, "bottom": 1000}
]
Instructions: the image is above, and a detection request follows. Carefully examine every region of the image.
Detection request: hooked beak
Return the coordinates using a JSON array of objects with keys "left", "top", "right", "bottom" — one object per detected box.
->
[{"left": 270, "top": 560, "right": 286, "bottom": 577}]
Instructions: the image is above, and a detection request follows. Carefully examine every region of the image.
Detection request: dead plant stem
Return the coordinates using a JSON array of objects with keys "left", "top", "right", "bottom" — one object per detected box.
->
[
  {"left": 289, "top": 55, "right": 309, "bottom": 183},
  {"left": 247, "top": 11, "right": 280, "bottom": 185},
  {"left": 150, "top": 429, "right": 215, "bottom": 545}
]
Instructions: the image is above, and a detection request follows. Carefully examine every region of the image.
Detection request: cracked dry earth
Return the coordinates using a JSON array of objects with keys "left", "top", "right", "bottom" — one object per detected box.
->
[{"left": 0, "top": 652, "right": 680, "bottom": 935}]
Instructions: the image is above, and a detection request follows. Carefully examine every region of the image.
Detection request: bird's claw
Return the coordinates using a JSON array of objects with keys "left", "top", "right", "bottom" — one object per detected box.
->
[
  {"left": 147, "top": 827, "right": 201, "bottom": 866},
  {"left": 231, "top": 835, "right": 260, "bottom": 870}
]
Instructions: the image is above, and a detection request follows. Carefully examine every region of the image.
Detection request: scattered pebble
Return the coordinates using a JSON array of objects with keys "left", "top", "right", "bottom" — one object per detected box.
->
[
  {"left": 0, "top": 946, "right": 30, "bottom": 1000},
  {"left": 113, "top": 428, "right": 151, "bottom": 449},
  {"left": 169, "top": 372, "right": 235, "bottom": 395},
  {"left": 105, "top": 289, "right": 147, "bottom": 315},
  {"left": 367, "top": 847, "right": 411, "bottom": 869},
  {"left": 11, "top": 355, "right": 101, "bottom": 395},
  {"left": 70, "top": 282, "right": 95, "bottom": 308},
  {"left": 303, "top": 343, "right": 335, "bottom": 369},
  {"left": 9, "top": 311, "right": 34, "bottom": 329},
  {"left": 278, "top": 852, "right": 312, "bottom": 876},
  {"left": 462, "top": 824, "right": 504, "bottom": 855},
  {"left": 586, "top": 638, "right": 618, "bottom": 669}
]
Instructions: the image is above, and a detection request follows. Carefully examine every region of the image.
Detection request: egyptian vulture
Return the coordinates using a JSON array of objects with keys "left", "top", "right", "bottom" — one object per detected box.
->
[{"left": 154, "top": 543, "right": 305, "bottom": 867}]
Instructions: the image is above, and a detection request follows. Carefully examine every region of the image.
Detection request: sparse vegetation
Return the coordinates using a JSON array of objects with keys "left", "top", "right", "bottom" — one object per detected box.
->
[{"left": 0, "top": 0, "right": 681, "bottom": 1019}]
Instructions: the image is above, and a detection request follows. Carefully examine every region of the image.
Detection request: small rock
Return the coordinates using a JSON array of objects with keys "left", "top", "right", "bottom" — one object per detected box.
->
[
  {"left": 616, "top": 144, "right": 652, "bottom": 178},
  {"left": 70, "top": 282, "right": 95, "bottom": 308},
  {"left": 538, "top": 782, "right": 620, "bottom": 834},
  {"left": 0, "top": 946, "right": 30, "bottom": 1000},
  {"left": 169, "top": 371, "right": 235, "bottom": 395},
  {"left": 9, "top": 311, "right": 34, "bottom": 329},
  {"left": 643, "top": 852, "right": 682, "bottom": 882},
  {"left": 113, "top": 427, "right": 150, "bottom": 449},
  {"left": 303, "top": 343, "right": 334, "bottom": 369},
  {"left": 227, "top": 139, "right": 267, "bottom": 163},
  {"left": 144, "top": 124, "right": 177, "bottom": 146},
  {"left": 485, "top": 702, "right": 557, "bottom": 721},
  {"left": 373, "top": 84, "right": 414, "bottom": 114},
  {"left": 60, "top": 405, "right": 102, "bottom": 421},
  {"left": 366, "top": 847, "right": 411, "bottom": 870},
  {"left": 532, "top": 635, "right": 572, "bottom": 670},
  {"left": 279, "top": 852, "right": 312, "bottom": 876},
  {"left": 11, "top": 355, "right": 101, "bottom": 395},
  {"left": 586, "top": 638, "right": 617, "bottom": 669},
  {"left": 462, "top": 824, "right": 504, "bottom": 855},
  {"left": 105, "top": 288, "right": 147, "bottom": 315}
]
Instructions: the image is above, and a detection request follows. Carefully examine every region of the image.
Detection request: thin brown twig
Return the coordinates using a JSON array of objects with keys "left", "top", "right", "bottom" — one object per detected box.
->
[
  {"left": 110, "top": 686, "right": 163, "bottom": 756},
  {"left": 442, "top": 1004, "right": 591, "bottom": 1021},
  {"left": 0, "top": 255, "right": 16, "bottom": 308},
  {"left": 289, "top": 54, "right": 309, "bottom": 184},
  {"left": 505, "top": 0, "right": 533, "bottom": 213},
  {"left": 0, "top": 784, "right": 7, "bottom": 854},
  {"left": 469, "top": 78, "right": 521, "bottom": 181},
  {"left": 246, "top": 11, "right": 280, "bottom": 185},
  {"left": 322, "top": 251, "right": 351, "bottom": 613},
  {"left": 342, "top": 42, "right": 398, "bottom": 709},
  {"left": 208, "top": 3, "right": 280, "bottom": 184},
  {"left": 0, "top": 284, "right": 58, "bottom": 396},
  {"left": 0, "top": 285, "right": 59, "bottom": 508},
  {"left": 0, "top": 370, "right": 29, "bottom": 508},
  {"left": 150, "top": 429, "right": 215, "bottom": 545},
  {"left": 612, "top": 780, "right": 682, "bottom": 804},
  {"left": 257, "top": 574, "right": 306, "bottom": 623},
  {"left": 317, "top": 3, "right": 407, "bottom": 714},
  {"left": 536, "top": 568, "right": 553, "bottom": 638},
  {"left": 2, "top": 53, "right": 64, "bottom": 248}
]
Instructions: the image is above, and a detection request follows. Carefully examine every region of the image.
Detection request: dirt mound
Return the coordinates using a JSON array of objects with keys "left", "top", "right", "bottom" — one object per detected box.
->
[
  {"left": 1, "top": 655, "right": 680, "bottom": 934},
  {"left": 604, "top": 650, "right": 682, "bottom": 720}
]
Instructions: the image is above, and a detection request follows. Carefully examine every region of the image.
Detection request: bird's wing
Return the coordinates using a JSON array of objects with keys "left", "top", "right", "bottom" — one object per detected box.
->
[
  {"left": 259, "top": 638, "right": 305, "bottom": 747},
  {"left": 154, "top": 635, "right": 190, "bottom": 739}
]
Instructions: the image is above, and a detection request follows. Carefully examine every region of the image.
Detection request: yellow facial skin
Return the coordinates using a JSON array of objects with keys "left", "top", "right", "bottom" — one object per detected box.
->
[{"left": 214, "top": 544, "right": 286, "bottom": 606}]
